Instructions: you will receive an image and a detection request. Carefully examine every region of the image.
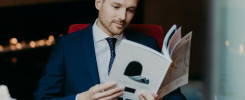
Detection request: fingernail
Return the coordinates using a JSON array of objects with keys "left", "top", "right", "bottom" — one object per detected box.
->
[
  {"left": 119, "top": 86, "right": 124, "bottom": 89},
  {"left": 138, "top": 92, "right": 141, "bottom": 95},
  {"left": 138, "top": 91, "right": 143, "bottom": 95}
]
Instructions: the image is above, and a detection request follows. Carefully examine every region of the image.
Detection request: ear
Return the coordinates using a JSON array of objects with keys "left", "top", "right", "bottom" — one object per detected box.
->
[{"left": 95, "top": 0, "right": 103, "bottom": 10}]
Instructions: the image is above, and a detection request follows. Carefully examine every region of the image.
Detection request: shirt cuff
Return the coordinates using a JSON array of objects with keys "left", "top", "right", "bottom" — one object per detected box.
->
[{"left": 75, "top": 94, "right": 79, "bottom": 100}]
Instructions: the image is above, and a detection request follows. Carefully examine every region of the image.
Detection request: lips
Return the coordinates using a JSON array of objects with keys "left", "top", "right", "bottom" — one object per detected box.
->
[{"left": 115, "top": 23, "right": 124, "bottom": 28}]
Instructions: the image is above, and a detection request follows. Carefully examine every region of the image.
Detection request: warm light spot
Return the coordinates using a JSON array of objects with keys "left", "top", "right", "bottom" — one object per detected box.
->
[
  {"left": 29, "top": 41, "right": 36, "bottom": 48},
  {"left": 10, "top": 45, "right": 16, "bottom": 50},
  {"left": 16, "top": 43, "right": 22, "bottom": 49},
  {"left": 239, "top": 44, "right": 244, "bottom": 54},
  {"left": 59, "top": 34, "right": 63, "bottom": 36},
  {"left": 11, "top": 57, "right": 17, "bottom": 64},
  {"left": 225, "top": 40, "right": 230, "bottom": 46},
  {"left": 0, "top": 45, "right": 3, "bottom": 51},
  {"left": 37, "top": 40, "right": 45, "bottom": 46},
  {"left": 48, "top": 35, "right": 54, "bottom": 42},
  {"left": 46, "top": 40, "right": 52, "bottom": 46},
  {"left": 9, "top": 38, "right": 18, "bottom": 45}
]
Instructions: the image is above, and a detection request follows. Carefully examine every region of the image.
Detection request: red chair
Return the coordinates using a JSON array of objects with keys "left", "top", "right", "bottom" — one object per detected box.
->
[{"left": 68, "top": 24, "right": 164, "bottom": 49}]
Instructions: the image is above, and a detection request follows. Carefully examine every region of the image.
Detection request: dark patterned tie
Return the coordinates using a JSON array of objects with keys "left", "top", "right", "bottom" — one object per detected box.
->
[{"left": 106, "top": 37, "right": 117, "bottom": 74}]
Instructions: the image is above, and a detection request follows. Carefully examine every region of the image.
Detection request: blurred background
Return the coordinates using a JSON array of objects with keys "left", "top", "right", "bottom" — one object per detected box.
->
[{"left": 0, "top": 0, "right": 245, "bottom": 100}]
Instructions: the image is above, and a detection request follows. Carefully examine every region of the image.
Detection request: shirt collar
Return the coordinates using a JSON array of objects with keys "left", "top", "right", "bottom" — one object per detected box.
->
[{"left": 92, "top": 18, "right": 124, "bottom": 43}]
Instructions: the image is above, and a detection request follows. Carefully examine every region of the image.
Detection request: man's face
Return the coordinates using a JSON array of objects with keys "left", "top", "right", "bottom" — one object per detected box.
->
[{"left": 95, "top": 0, "right": 138, "bottom": 36}]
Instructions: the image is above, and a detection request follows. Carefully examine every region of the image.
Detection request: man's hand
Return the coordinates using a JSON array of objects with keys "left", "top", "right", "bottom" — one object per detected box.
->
[
  {"left": 77, "top": 81, "right": 123, "bottom": 100},
  {"left": 138, "top": 91, "right": 158, "bottom": 100}
]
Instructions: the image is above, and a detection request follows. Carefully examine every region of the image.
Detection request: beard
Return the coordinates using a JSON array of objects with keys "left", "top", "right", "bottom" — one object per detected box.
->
[{"left": 100, "top": 18, "right": 128, "bottom": 35}]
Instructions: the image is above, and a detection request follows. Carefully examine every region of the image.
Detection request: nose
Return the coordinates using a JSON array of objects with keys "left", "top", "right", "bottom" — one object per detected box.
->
[{"left": 118, "top": 9, "right": 126, "bottom": 21}]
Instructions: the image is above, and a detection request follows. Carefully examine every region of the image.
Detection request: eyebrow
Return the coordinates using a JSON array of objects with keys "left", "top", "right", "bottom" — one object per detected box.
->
[
  {"left": 112, "top": 2, "right": 137, "bottom": 8},
  {"left": 112, "top": 2, "right": 121, "bottom": 6}
]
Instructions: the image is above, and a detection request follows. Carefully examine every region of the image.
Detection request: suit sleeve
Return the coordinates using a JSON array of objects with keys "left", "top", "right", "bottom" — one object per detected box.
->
[
  {"left": 34, "top": 38, "right": 76, "bottom": 100},
  {"left": 163, "top": 88, "right": 187, "bottom": 100}
]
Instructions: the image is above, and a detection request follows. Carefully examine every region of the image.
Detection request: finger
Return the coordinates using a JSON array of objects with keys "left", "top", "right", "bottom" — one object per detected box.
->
[
  {"left": 151, "top": 91, "right": 158, "bottom": 99},
  {"left": 141, "top": 91, "right": 154, "bottom": 100},
  {"left": 138, "top": 92, "right": 146, "bottom": 100},
  {"left": 100, "top": 90, "right": 123, "bottom": 100},
  {"left": 94, "top": 86, "right": 123, "bottom": 99},
  {"left": 90, "top": 81, "right": 117, "bottom": 93}
]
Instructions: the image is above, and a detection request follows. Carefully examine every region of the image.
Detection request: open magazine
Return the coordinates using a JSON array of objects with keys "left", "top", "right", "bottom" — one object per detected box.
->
[{"left": 108, "top": 25, "right": 192, "bottom": 100}]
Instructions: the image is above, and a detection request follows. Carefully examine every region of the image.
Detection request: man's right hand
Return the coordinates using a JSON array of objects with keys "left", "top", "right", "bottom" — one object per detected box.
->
[{"left": 77, "top": 81, "right": 123, "bottom": 100}]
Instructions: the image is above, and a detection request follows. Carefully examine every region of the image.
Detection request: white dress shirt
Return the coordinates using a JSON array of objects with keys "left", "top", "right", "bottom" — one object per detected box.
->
[
  {"left": 92, "top": 19, "right": 124, "bottom": 83},
  {"left": 76, "top": 19, "right": 124, "bottom": 100}
]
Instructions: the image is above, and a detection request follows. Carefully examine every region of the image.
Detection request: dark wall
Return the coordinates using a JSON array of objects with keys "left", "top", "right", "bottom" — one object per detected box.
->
[
  {"left": 144, "top": 0, "right": 209, "bottom": 80},
  {"left": 0, "top": 0, "right": 144, "bottom": 44},
  {"left": 0, "top": 1, "right": 97, "bottom": 44}
]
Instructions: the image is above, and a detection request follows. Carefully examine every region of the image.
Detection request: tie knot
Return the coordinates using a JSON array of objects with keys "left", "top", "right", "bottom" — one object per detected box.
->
[{"left": 106, "top": 37, "right": 117, "bottom": 49}]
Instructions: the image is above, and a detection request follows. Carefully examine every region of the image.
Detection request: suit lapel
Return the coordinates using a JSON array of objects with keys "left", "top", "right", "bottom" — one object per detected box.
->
[{"left": 78, "top": 24, "right": 100, "bottom": 85}]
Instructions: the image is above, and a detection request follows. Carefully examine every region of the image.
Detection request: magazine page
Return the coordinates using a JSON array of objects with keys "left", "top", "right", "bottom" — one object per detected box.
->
[
  {"left": 162, "top": 25, "right": 177, "bottom": 56},
  {"left": 168, "top": 27, "right": 182, "bottom": 56},
  {"left": 109, "top": 39, "right": 171, "bottom": 100},
  {"left": 157, "top": 32, "right": 192, "bottom": 98}
]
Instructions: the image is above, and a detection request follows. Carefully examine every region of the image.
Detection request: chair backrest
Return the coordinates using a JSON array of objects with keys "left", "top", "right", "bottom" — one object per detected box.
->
[{"left": 68, "top": 24, "right": 164, "bottom": 49}]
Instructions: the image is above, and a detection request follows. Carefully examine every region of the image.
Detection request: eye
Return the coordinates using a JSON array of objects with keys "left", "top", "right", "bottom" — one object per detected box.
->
[
  {"left": 113, "top": 6, "right": 119, "bottom": 9},
  {"left": 127, "top": 9, "right": 135, "bottom": 13}
]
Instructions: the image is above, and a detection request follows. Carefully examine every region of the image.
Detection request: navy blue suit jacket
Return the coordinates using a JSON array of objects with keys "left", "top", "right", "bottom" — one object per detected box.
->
[{"left": 34, "top": 23, "right": 186, "bottom": 100}]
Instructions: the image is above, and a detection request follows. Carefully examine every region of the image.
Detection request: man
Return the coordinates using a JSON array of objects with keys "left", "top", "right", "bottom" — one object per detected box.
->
[{"left": 34, "top": 0, "right": 186, "bottom": 100}]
